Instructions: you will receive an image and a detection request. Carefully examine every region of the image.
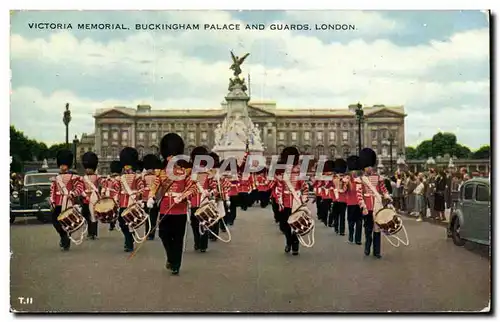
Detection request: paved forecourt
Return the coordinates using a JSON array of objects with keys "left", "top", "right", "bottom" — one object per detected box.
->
[{"left": 10, "top": 204, "right": 490, "bottom": 312}]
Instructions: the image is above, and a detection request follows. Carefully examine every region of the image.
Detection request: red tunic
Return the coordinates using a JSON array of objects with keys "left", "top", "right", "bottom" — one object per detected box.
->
[
  {"left": 151, "top": 166, "right": 198, "bottom": 215},
  {"left": 142, "top": 172, "right": 157, "bottom": 201},
  {"left": 118, "top": 171, "right": 145, "bottom": 208},
  {"left": 49, "top": 173, "right": 85, "bottom": 206},
  {"left": 355, "top": 174, "right": 389, "bottom": 213},
  {"left": 345, "top": 175, "right": 358, "bottom": 206},
  {"left": 189, "top": 172, "right": 213, "bottom": 208},
  {"left": 276, "top": 166, "right": 309, "bottom": 209},
  {"left": 256, "top": 173, "right": 269, "bottom": 192},
  {"left": 333, "top": 174, "right": 347, "bottom": 203},
  {"left": 101, "top": 175, "right": 120, "bottom": 202},
  {"left": 238, "top": 175, "right": 253, "bottom": 193},
  {"left": 82, "top": 174, "right": 104, "bottom": 204},
  {"left": 322, "top": 180, "right": 333, "bottom": 200},
  {"left": 212, "top": 173, "right": 231, "bottom": 201}
]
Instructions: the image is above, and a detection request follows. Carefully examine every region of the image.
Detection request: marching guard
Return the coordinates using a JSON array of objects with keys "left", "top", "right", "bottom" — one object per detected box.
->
[
  {"left": 189, "top": 146, "right": 212, "bottom": 253},
  {"left": 81, "top": 151, "right": 102, "bottom": 240},
  {"left": 49, "top": 150, "right": 85, "bottom": 251},
  {"left": 102, "top": 160, "right": 122, "bottom": 231},
  {"left": 142, "top": 154, "right": 161, "bottom": 240},
  {"left": 332, "top": 158, "right": 348, "bottom": 235},
  {"left": 222, "top": 157, "right": 239, "bottom": 226},
  {"left": 276, "top": 146, "right": 309, "bottom": 255},
  {"left": 268, "top": 168, "right": 282, "bottom": 224},
  {"left": 318, "top": 160, "right": 334, "bottom": 227},
  {"left": 312, "top": 173, "right": 323, "bottom": 218},
  {"left": 256, "top": 168, "right": 270, "bottom": 208},
  {"left": 355, "top": 148, "right": 392, "bottom": 258},
  {"left": 148, "top": 133, "right": 198, "bottom": 275},
  {"left": 345, "top": 156, "right": 363, "bottom": 245},
  {"left": 118, "top": 147, "right": 145, "bottom": 252}
]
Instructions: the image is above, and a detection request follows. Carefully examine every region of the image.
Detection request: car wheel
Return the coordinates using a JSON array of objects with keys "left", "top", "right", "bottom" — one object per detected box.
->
[
  {"left": 10, "top": 214, "right": 15, "bottom": 224},
  {"left": 451, "top": 218, "right": 466, "bottom": 246}
]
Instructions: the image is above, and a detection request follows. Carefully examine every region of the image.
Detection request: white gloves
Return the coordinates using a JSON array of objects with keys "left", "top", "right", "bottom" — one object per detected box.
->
[
  {"left": 138, "top": 200, "right": 145, "bottom": 208},
  {"left": 147, "top": 198, "right": 155, "bottom": 209},
  {"left": 225, "top": 200, "right": 231, "bottom": 208}
]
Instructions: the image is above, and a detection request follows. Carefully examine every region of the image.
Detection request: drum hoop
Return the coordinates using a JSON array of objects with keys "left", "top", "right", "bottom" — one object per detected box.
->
[
  {"left": 375, "top": 208, "right": 397, "bottom": 223},
  {"left": 58, "top": 207, "right": 79, "bottom": 220}
]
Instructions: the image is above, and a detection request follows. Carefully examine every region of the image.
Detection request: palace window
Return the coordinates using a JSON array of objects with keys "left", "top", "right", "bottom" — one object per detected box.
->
[
  {"left": 201, "top": 132, "right": 208, "bottom": 140},
  {"left": 342, "top": 131, "right": 348, "bottom": 141},
  {"left": 189, "top": 132, "right": 195, "bottom": 140},
  {"left": 329, "top": 132, "right": 335, "bottom": 141},
  {"left": 102, "top": 131, "right": 108, "bottom": 140},
  {"left": 291, "top": 132, "right": 297, "bottom": 141},
  {"left": 138, "top": 132, "right": 144, "bottom": 140},
  {"left": 317, "top": 132, "right": 323, "bottom": 140},
  {"left": 151, "top": 132, "right": 157, "bottom": 140},
  {"left": 304, "top": 131, "right": 310, "bottom": 140},
  {"left": 111, "top": 147, "right": 119, "bottom": 159},
  {"left": 382, "top": 146, "right": 388, "bottom": 157},
  {"left": 112, "top": 131, "right": 118, "bottom": 140},
  {"left": 267, "top": 129, "right": 272, "bottom": 136},
  {"left": 122, "top": 131, "right": 128, "bottom": 141},
  {"left": 372, "top": 130, "right": 377, "bottom": 139},
  {"left": 279, "top": 132, "right": 285, "bottom": 140}
]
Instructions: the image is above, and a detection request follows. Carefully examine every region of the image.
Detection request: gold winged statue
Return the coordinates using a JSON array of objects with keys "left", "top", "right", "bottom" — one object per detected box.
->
[{"left": 230, "top": 51, "right": 250, "bottom": 77}]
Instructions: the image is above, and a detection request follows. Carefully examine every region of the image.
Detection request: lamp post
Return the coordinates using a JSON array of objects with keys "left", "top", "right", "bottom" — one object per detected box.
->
[
  {"left": 349, "top": 102, "right": 364, "bottom": 154},
  {"left": 388, "top": 133, "right": 395, "bottom": 173},
  {"left": 72, "top": 135, "right": 79, "bottom": 170},
  {"left": 63, "top": 103, "right": 71, "bottom": 148}
]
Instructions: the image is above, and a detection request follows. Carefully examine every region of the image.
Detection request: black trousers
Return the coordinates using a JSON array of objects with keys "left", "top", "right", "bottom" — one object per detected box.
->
[
  {"left": 315, "top": 196, "right": 322, "bottom": 218},
  {"left": 118, "top": 208, "right": 134, "bottom": 250},
  {"left": 278, "top": 207, "right": 299, "bottom": 251},
  {"left": 144, "top": 204, "right": 159, "bottom": 239},
  {"left": 159, "top": 214, "right": 188, "bottom": 270},
  {"left": 332, "top": 202, "right": 347, "bottom": 234},
  {"left": 259, "top": 190, "right": 270, "bottom": 208},
  {"left": 363, "top": 212, "right": 381, "bottom": 256},
  {"left": 238, "top": 192, "right": 250, "bottom": 210},
  {"left": 319, "top": 199, "right": 332, "bottom": 225},
  {"left": 347, "top": 205, "right": 363, "bottom": 243},
  {"left": 81, "top": 204, "right": 98, "bottom": 237},
  {"left": 224, "top": 195, "right": 238, "bottom": 224},
  {"left": 271, "top": 198, "right": 280, "bottom": 223},
  {"left": 190, "top": 207, "right": 209, "bottom": 250},
  {"left": 52, "top": 206, "right": 70, "bottom": 248},
  {"left": 250, "top": 189, "right": 259, "bottom": 206}
]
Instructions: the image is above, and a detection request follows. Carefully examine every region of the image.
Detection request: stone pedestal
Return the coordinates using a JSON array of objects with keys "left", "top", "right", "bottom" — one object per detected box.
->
[{"left": 212, "top": 80, "right": 264, "bottom": 161}]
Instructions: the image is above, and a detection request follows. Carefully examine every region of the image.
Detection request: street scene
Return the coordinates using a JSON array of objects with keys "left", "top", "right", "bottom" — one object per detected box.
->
[
  {"left": 10, "top": 204, "right": 490, "bottom": 312},
  {"left": 10, "top": 10, "right": 491, "bottom": 313}
]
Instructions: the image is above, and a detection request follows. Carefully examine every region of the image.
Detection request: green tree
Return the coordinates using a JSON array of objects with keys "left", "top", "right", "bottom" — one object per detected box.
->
[
  {"left": 452, "top": 144, "right": 472, "bottom": 159},
  {"left": 431, "top": 132, "right": 457, "bottom": 157},
  {"left": 415, "top": 140, "right": 434, "bottom": 158},
  {"left": 472, "top": 145, "right": 490, "bottom": 159},
  {"left": 405, "top": 147, "right": 417, "bottom": 159}
]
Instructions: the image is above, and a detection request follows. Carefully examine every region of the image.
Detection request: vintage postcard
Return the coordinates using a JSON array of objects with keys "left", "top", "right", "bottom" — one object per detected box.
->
[{"left": 9, "top": 10, "right": 491, "bottom": 313}]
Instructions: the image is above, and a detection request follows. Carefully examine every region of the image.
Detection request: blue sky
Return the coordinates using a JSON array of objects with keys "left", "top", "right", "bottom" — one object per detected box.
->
[{"left": 10, "top": 10, "right": 490, "bottom": 149}]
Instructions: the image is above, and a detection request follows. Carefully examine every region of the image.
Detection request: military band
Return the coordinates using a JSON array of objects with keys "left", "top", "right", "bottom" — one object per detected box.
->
[{"left": 47, "top": 132, "right": 408, "bottom": 274}]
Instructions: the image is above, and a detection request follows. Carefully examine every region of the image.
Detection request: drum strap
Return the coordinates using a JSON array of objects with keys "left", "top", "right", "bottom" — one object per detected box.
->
[
  {"left": 361, "top": 176, "right": 384, "bottom": 233},
  {"left": 121, "top": 175, "right": 136, "bottom": 207},
  {"left": 56, "top": 174, "right": 72, "bottom": 212},
  {"left": 84, "top": 175, "right": 100, "bottom": 222},
  {"left": 283, "top": 174, "right": 302, "bottom": 213}
]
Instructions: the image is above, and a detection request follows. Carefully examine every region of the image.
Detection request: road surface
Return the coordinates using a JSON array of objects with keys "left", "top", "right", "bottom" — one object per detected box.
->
[{"left": 10, "top": 204, "right": 490, "bottom": 312}]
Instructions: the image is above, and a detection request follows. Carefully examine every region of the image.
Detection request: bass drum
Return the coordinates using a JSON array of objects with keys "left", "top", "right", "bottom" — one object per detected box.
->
[
  {"left": 287, "top": 205, "right": 315, "bottom": 247},
  {"left": 374, "top": 207, "right": 409, "bottom": 247}
]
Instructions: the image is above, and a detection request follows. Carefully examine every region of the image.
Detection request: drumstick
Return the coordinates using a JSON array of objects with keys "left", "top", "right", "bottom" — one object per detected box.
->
[{"left": 128, "top": 182, "right": 194, "bottom": 260}]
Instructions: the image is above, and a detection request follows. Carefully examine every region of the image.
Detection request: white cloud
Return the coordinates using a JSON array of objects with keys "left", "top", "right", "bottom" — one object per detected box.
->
[{"left": 10, "top": 11, "right": 490, "bottom": 149}]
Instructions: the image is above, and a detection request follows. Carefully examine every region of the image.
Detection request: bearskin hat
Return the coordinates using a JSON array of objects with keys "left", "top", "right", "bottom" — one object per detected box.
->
[
  {"left": 323, "top": 159, "right": 334, "bottom": 173},
  {"left": 154, "top": 157, "right": 163, "bottom": 170},
  {"left": 160, "top": 133, "right": 184, "bottom": 159},
  {"left": 81, "top": 151, "right": 99, "bottom": 170},
  {"left": 334, "top": 158, "right": 348, "bottom": 174},
  {"left": 209, "top": 152, "right": 220, "bottom": 168},
  {"left": 346, "top": 155, "right": 360, "bottom": 171},
  {"left": 110, "top": 160, "right": 121, "bottom": 174},
  {"left": 119, "top": 147, "right": 139, "bottom": 168},
  {"left": 280, "top": 146, "right": 300, "bottom": 165},
  {"left": 359, "top": 148, "right": 377, "bottom": 169},
  {"left": 56, "top": 149, "right": 73, "bottom": 168},
  {"left": 142, "top": 154, "right": 159, "bottom": 170},
  {"left": 135, "top": 160, "right": 144, "bottom": 172}
]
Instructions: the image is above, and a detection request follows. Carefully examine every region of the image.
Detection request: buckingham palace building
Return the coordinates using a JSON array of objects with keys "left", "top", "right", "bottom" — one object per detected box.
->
[{"left": 80, "top": 101, "right": 406, "bottom": 172}]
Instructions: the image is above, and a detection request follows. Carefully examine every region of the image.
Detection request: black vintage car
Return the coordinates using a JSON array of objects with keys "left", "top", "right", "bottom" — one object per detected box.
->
[{"left": 10, "top": 169, "right": 58, "bottom": 224}]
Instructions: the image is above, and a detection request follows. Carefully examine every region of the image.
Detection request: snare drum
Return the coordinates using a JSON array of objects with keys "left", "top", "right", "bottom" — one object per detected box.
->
[
  {"left": 57, "top": 207, "right": 86, "bottom": 234},
  {"left": 374, "top": 208, "right": 402, "bottom": 235},
  {"left": 94, "top": 197, "right": 118, "bottom": 223},
  {"left": 287, "top": 206, "right": 314, "bottom": 236},
  {"left": 121, "top": 203, "right": 148, "bottom": 230},
  {"left": 194, "top": 201, "right": 220, "bottom": 228}
]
